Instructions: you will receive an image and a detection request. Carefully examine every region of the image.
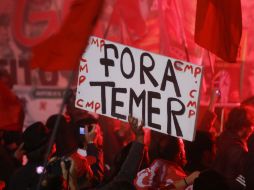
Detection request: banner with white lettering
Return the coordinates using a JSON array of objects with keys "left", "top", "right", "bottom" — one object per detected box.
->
[{"left": 76, "top": 36, "right": 203, "bottom": 141}]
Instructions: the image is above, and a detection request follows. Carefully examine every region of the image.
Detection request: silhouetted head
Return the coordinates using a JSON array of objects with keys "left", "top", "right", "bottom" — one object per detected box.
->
[
  {"left": 185, "top": 130, "right": 215, "bottom": 172},
  {"left": 225, "top": 106, "right": 254, "bottom": 141},
  {"left": 159, "top": 136, "right": 187, "bottom": 167}
]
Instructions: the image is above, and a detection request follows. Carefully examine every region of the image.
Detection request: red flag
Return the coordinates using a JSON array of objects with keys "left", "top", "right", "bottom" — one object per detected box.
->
[
  {"left": 106, "top": 0, "right": 146, "bottom": 44},
  {"left": 31, "top": 0, "right": 103, "bottom": 71},
  {"left": 0, "top": 81, "right": 23, "bottom": 131},
  {"left": 134, "top": 159, "right": 186, "bottom": 189},
  {"left": 194, "top": 0, "right": 242, "bottom": 62}
]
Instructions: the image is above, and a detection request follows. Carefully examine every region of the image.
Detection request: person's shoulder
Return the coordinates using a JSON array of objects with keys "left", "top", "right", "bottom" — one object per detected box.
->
[
  {"left": 12, "top": 163, "right": 38, "bottom": 179},
  {"left": 217, "top": 131, "right": 240, "bottom": 145},
  {"left": 9, "top": 164, "right": 40, "bottom": 190}
]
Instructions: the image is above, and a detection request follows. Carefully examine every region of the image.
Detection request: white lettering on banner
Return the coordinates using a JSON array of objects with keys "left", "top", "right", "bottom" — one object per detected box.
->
[{"left": 76, "top": 36, "right": 203, "bottom": 141}]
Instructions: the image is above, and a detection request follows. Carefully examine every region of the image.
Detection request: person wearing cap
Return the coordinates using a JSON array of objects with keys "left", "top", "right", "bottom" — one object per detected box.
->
[{"left": 8, "top": 122, "right": 50, "bottom": 190}]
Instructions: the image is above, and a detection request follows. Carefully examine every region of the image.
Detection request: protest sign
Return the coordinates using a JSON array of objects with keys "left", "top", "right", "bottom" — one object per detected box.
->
[{"left": 76, "top": 36, "right": 203, "bottom": 141}]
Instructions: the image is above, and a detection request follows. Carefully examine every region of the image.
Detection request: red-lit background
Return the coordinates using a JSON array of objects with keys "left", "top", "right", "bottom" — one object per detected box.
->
[{"left": 0, "top": 0, "right": 253, "bottom": 126}]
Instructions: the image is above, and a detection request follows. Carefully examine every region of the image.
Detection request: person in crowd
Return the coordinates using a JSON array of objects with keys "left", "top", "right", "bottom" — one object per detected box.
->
[
  {"left": 193, "top": 169, "right": 229, "bottom": 190},
  {"left": 241, "top": 96, "right": 254, "bottom": 153},
  {"left": 76, "top": 116, "right": 104, "bottom": 185},
  {"left": 0, "top": 138, "right": 21, "bottom": 190},
  {"left": 98, "top": 116, "right": 126, "bottom": 170},
  {"left": 103, "top": 139, "right": 150, "bottom": 186},
  {"left": 61, "top": 115, "right": 146, "bottom": 190},
  {"left": 8, "top": 122, "right": 50, "bottom": 190},
  {"left": 0, "top": 131, "right": 24, "bottom": 189},
  {"left": 60, "top": 157, "right": 80, "bottom": 190},
  {"left": 245, "top": 134, "right": 254, "bottom": 190},
  {"left": 184, "top": 130, "right": 216, "bottom": 173},
  {"left": 134, "top": 135, "right": 188, "bottom": 189},
  {"left": 2, "top": 131, "right": 24, "bottom": 164},
  {"left": 46, "top": 114, "right": 94, "bottom": 189},
  {"left": 240, "top": 97, "right": 254, "bottom": 189},
  {"left": 183, "top": 89, "right": 218, "bottom": 174},
  {"left": 63, "top": 89, "right": 105, "bottom": 184},
  {"left": 99, "top": 115, "right": 151, "bottom": 174},
  {"left": 212, "top": 106, "right": 254, "bottom": 190}
]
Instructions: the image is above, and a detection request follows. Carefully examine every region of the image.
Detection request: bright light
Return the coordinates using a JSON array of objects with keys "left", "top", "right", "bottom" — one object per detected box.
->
[{"left": 36, "top": 166, "right": 44, "bottom": 174}]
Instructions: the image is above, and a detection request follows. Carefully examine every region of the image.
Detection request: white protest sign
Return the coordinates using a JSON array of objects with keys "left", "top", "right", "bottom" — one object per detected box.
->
[{"left": 76, "top": 36, "right": 203, "bottom": 141}]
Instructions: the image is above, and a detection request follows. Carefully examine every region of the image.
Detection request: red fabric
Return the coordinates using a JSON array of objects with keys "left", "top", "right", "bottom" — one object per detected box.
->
[
  {"left": 107, "top": 0, "right": 146, "bottom": 43},
  {"left": 194, "top": 0, "right": 242, "bottom": 62},
  {"left": 0, "top": 81, "right": 23, "bottom": 131},
  {"left": 70, "top": 152, "right": 93, "bottom": 178},
  {"left": 31, "top": 0, "right": 103, "bottom": 71},
  {"left": 134, "top": 159, "right": 186, "bottom": 190}
]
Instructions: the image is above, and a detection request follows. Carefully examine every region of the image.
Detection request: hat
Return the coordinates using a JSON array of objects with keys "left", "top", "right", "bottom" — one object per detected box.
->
[{"left": 23, "top": 122, "right": 49, "bottom": 153}]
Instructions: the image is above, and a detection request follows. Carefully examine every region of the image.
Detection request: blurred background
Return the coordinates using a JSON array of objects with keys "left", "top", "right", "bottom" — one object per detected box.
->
[{"left": 0, "top": 0, "right": 253, "bottom": 127}]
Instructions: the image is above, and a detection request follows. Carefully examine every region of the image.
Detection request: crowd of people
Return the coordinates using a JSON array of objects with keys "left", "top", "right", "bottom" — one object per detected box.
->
[{"left": 1, "top": 71, "right": 254, "bottom": 190}]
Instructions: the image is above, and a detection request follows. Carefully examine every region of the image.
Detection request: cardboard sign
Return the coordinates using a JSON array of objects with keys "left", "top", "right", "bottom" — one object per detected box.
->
[{"left": 76, "top": 36, "right": 203, "bottom": 141}]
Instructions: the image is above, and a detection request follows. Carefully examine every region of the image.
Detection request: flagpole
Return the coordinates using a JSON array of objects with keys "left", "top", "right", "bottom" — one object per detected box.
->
[
  {"left": 35, "top": 3, "right": 74, "bottom": 186},
  {"left": 36, "top": 70, "right": 75, "bottom": 190},
  {"left": 173, "top": 0, "right": 190, "bottom": 62}
]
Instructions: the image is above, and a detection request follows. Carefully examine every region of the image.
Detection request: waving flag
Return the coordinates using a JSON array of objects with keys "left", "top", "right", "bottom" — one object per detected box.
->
[
  {"left": 106, "top": 0, "right": 146, "bottom": 44},
  {"left": 194, "top": 0, "right": 242, "bottom": 62},
  {"left": 31, "top": 0, "right": 103, "bottom": 71}
]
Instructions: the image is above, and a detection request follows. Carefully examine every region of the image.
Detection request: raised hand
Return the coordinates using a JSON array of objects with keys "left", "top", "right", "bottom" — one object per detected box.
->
[
  {"left": 128, "top": 115, "right": 144, "bottom": 143},
  {"left": 84, "top": 124, "right": 97, "bottom": 144}
]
